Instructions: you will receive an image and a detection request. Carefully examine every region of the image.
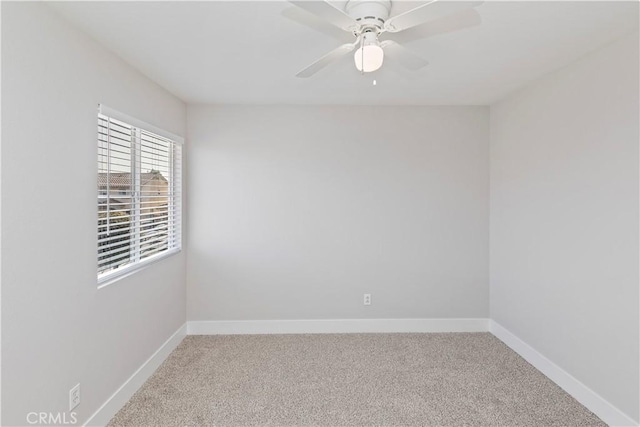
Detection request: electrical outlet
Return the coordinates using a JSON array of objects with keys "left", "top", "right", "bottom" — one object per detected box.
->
[
  {"left": 363, "top": 293, "right": 371, "bottom": 306},
  {"left": 69, "top": 384, "right": 80, "bottom": 411}
]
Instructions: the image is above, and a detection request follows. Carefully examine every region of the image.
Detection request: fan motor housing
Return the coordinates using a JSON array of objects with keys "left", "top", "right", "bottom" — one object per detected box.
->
[{"left": 345, "top": 0, "right": 392, "bottom": 31}]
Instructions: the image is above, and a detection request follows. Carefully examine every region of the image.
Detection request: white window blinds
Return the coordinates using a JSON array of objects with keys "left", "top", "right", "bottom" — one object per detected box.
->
[{"left": 97, "top": 108, "right": 182, "bottom": 284}]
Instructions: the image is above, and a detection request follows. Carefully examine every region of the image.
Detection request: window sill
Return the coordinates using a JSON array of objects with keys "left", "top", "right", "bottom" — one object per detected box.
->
[{"left": 97, "top": 248, "right": 181, "bottom": 289}]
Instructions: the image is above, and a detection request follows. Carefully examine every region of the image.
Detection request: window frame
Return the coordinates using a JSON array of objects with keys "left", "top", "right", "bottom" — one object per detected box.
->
[{"left": 97, "top": 104, "right": 183, "bottom": 287}]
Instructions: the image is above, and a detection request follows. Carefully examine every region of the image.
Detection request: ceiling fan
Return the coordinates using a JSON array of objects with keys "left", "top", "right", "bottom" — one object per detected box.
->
[{"left": 288, "top": 0, "right": 484, "bottom": 77}]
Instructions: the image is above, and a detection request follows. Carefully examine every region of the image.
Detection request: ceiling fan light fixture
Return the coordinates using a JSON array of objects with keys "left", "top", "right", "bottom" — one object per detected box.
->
[
  {"left": 354, "top": 34, "right": 384, "bottom": 72},
  {"left": 292, "top": 0, "right": 483, "bottom": 78}
]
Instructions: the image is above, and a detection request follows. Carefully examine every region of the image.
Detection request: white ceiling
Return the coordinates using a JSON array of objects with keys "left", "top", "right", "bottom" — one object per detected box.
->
[{"left": 49, "top": 1, "right": 638, "bottom": 105}]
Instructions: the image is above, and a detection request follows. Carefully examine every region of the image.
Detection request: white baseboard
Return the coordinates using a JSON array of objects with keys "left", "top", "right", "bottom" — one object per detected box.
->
[
  {"left": 187, "top": 318, "right": 489, "bottom": 335},
  {"left": 490, "top": 320, "right": 638, "bottom": 427},
  {"left": 84, "top": 323, "right": 187, "bottom": 427}
]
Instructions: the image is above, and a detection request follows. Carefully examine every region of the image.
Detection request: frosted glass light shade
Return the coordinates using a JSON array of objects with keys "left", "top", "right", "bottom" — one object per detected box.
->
[{"left": 354, "top": 45, "right": 384, "bottom": 73}]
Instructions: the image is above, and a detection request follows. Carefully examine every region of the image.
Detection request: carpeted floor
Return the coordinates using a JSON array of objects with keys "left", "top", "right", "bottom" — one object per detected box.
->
[{"left": 108, "top": 333, "right": 605, "bottom": 426}]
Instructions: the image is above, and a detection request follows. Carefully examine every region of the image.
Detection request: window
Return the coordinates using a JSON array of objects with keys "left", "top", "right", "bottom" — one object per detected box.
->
[{"left": 97, "top": 105, "right": 182, "bottom": 284}]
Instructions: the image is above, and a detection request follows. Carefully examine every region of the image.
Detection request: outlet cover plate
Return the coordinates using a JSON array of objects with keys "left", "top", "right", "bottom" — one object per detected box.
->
[{"left": 69, "top": 383, "right": 80, "bottom": 411}]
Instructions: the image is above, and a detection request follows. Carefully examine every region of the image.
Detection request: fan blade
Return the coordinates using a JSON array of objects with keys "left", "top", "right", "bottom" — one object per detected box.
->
[
  {"left": 380, "top": 40, "right": 429, "bottom": 70},
  {"left": 385, "top": 1, "right": 483, "bottom": 33},
  {"left": 390, "top": 9, "right": 482, "bottom": 45},
  {"left": 289, "top": 1, "right": 360, "bottom": 33},
  {"left": 282, "top": 6, "right": 350, "bottom": 42},
  {"left": 296, "top": 42, "right": 357, "bottom": 78}
]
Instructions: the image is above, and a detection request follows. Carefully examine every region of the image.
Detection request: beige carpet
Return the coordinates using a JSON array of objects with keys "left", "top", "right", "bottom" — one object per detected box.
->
[{"left": 108, "top": 333, "right": 604, "bottom": 426}]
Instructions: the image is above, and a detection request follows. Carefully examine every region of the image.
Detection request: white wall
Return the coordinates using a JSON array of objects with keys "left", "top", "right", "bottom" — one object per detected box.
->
[
  {"left": 1, "top": 3, "right": 186, "bottom": 425},
  {"left": 187, "top": 105, "right": 489, "bottom": 321},
  {"left": 490, "top": 31, "right": 639, "bottom": 422}
]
